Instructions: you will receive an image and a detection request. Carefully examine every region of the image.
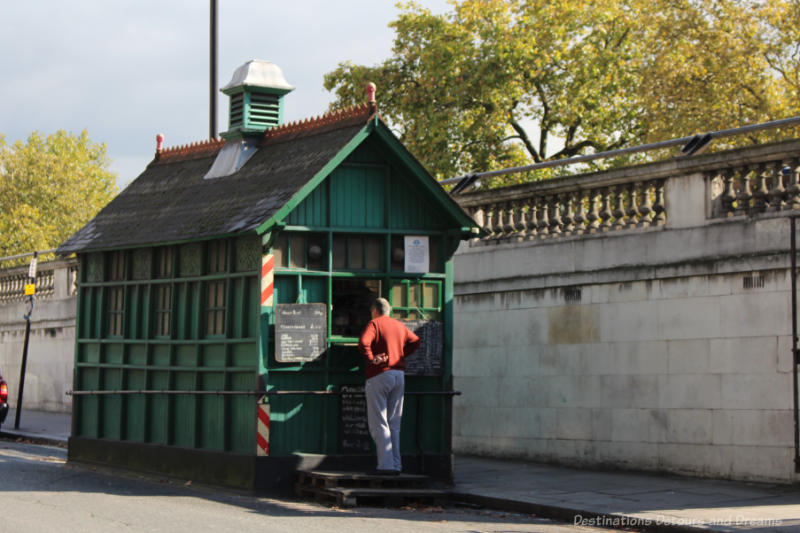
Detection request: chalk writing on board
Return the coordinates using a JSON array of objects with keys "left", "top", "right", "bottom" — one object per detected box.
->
[
  {"left": 340, "top": 385, "right": 371, "bottom": 453},
  {"left": 274, "top": 303, "right": 327, "bottom": 363},
  {"left": 402, "top": 320, "right": 443, "bottom": 376}
]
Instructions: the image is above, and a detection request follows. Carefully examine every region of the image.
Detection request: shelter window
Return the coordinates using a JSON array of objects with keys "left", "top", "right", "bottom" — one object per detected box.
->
[
  {"left": 156, "top": 246, "right": 174, "bottom": 278},
  {"left": 333, "top": 235, "right": 382, "bottom": 271},
  {"left": 390, "top": 280, "right": 442, "bottom": 321},
  {"left": 331, "top": 278, "right": 381, "bottom": 337},
  {"left": 206, "top": 281, "right": 226, "bottom": 336},
  {"left": 107, "top": 287, "right": 125, "bottom": 337},
  {"left": 207, "top": 240, "right": 228, "bottom": 273},
  {"left": 106, "top": 251, "right": 126, "bottom": 337},
  {"left": 154, "top": 285, "right": 171, "bottom": 337},
  {"left": 273, "top": 233, "right": 327, "bottom": 271}
]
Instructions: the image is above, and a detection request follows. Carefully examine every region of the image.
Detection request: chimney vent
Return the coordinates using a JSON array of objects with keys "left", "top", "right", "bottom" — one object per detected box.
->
[{"left": 220, "top": 60, "right": 294, "bottom": 139}]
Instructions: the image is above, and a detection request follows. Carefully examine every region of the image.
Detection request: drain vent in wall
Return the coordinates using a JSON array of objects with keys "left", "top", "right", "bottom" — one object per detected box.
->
[
  {"left": 743, "top": 275, "right": 765, "bottom": 289},
  {"left": 563, "top": 287, "right": 582, "bottom": 303}
]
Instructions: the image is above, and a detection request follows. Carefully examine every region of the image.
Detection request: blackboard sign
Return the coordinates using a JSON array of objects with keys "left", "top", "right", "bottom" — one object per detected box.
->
[
  {"left": 274, "top": 303, "right": 327, "bottom": 363},
  {"left": 403, "top": 320, "right": 443, "bottom": 376},
  {"left": 340, "top": 385, "right": 371, "bottom": 453}
]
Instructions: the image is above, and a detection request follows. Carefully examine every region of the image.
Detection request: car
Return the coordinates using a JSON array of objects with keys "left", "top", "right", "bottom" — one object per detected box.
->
[{"left": 0, "top": 371, "right": 8, "bottom": 430}]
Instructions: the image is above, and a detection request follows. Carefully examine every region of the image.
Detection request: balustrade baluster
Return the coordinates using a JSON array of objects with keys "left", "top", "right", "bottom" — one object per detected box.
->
[
  {"left": 720, "top": 169, "right": 737, "bottom": 215},
  {"left": 507, "top": 202, "right": 520, "bottom": 236},
  {"left": 549, "top": 195, "right": 563, "bottom": 236},
  {"left": 653, "top": 180, "right": 666, "bottom": 225},
  {"left": 526, "top": 199, "right": 539, "bottom": 238},
  {"left": 768, "top": 161, "right": 786, "bottom": 212},
  {"left": 534, "top": 196, "right": 547, "bottom": 237},
  {"left": 626, "top": 183, "right": 640, "bottom": 229},
  {"left": 573, "top": 190, "right": 586, "bottom": 235},
  {"left": 753, "top": 164, "right": 770, "bottom": 213},
  {"left": 787, "top": 158, "right": 800, "bottom": 210},
  {"left": 586, "top": 190, "right": 600, "bottom": 233},
  {"left": 613, "top": 186, "right": 626, "bottom": 230},
  {"left": 638, "top": 182, "right": 653, "bottom": 227},
  {"left": 599, "top": 188, "right": 613, "bottom": 231},
  {"left": 482, "top": 204, "right": 495, "bottom": 240},
  {"left": 735, "top": 168, "right": 752, "bottom": 216},
  {"left": 512, "top": 201, "right": 526, "bottom": 240},
  {"left": 563, "top": 193, "right": 576, "bottom": 234}
]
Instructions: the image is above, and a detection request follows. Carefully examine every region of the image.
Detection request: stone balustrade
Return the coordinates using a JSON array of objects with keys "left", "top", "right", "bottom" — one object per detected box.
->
[
  {"left": 0, "top": 259, "right": 78, "bottom": 303},
  {"left": 456, "top": 138, "right": 800, "bottom": 243}
]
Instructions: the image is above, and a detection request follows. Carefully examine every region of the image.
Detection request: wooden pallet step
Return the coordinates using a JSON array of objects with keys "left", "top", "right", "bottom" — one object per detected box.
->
[
  {"left": 314, "top": 487, "right": 449, "bottom": 508},
  {"left": 296, "top": 470, "right": 430, "bottom": 489}
]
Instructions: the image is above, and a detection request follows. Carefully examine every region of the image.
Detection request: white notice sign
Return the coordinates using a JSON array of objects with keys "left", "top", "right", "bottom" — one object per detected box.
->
[{"left": 404, "top": 236, "right": 429, "bottom": 273}]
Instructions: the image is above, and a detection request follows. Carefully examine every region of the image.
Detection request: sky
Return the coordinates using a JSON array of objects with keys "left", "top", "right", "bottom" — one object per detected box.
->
[{"left": 0, "top": 1, "right": 452, "bottom": 189}]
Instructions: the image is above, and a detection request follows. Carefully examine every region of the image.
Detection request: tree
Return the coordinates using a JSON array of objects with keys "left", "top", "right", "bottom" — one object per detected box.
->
[
  {"left": 0, "top": 130, "right": 118, "bottom": 259},
  {"left": 324, "top": 0, "right": 800, "bottom": 183}
]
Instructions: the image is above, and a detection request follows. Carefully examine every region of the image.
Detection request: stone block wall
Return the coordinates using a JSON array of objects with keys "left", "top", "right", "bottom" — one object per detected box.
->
[
  {"left": 452, "top": 199, "right": 800, "bottom": 482},
  {"left": 0, "top": 260, "right": 77, "bottom": 413}
]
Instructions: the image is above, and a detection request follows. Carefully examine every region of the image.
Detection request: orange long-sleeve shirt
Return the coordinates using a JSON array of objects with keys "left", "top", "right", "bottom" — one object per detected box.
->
[{"left": 358, "top": 315, "right": 421, "bottom": 379}]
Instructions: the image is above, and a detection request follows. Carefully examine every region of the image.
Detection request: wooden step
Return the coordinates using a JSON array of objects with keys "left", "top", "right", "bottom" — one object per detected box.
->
[
  {"left": 296, "top": 470, "right": 430, "bottom": 489},
  {"left": 295, "top": 484, "right": 449, "bottom": 508}
]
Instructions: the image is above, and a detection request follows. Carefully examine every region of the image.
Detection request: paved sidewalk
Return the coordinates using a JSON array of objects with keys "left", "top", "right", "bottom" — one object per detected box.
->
[
  {"left": 452, "top": 456, "right": 800, "bottom": 532},
  {"left": 3, "top": 408, "right": 800, "bottom": 532},
  {"left": 0, "top": 407, "right": 70, "bottom": 445}
]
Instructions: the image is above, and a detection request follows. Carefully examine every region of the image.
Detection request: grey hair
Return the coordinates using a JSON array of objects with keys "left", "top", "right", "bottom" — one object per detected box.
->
[{"left": 371, "top": 297, "right": 391, "bottom": 316}]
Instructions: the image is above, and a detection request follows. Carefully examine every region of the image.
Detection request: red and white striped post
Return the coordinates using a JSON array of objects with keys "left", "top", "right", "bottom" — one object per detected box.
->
[{"left": 257, "top": 252, "right": 274, "bottom": 455}]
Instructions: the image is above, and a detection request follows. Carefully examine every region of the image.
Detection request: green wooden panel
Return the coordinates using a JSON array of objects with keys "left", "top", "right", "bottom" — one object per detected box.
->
[
  {"left": 389, "top": 168, "right": 447, "bottom": 230},
  {"left": 231, "top": 278, "right": 244, "bottom": 339},
  {"left": 288, "top": 182, "right": 328, "bottom": 226},
  {"left": 201, "top": 344, "right": 226, "bottom": 367},
  {"left": 302, "top": 277, "right": 327, "bottom": 305},
  {"left": 229, "top": 372, "right": 255, "bottom": 453},
  {"left": 268, "top": 372, "right": 328, "bottom": 454},
  {"left": 231, "top": 343, "right": 257, "bottom": 367},
  {"left": 104, "top": 343, "right": 124, "bottom": 365},
  {"left": 175, "top": 345, "right": 196, "bottom": 367},
  {"left": 125, "top": 370, "right": 147, "bottom": 442},
  {"left": 173, "top": 372, "right": 196, "bottom": 447},
  {"left": 149, "top": 371, "right": 171, "bottom": 445},
  {"left": 82, "top": 343, "right": 100, "bottom": 364},
  {"left": 329, "top": 166, "right": 386, "bottom": 229},
  {"left": 200, "top": 373, "right": 225, "bottom": 450},
  {"left": 77, "top": 395, "right": 98, "bottom": 438},
  {"left": 101, "top": 368, "right": 122, "bottom": 439},
  {"left": 127, "top": 344, "right": 147, "bottom": 366},
  {"left": 152, "top": 344, "right": 171, "bottom": 366},
  {"left": 176, "top": 282, "right": 189, "bottom": 339},
  {"left": 275, "top": 276, "right": 297, "bottom": 304}
]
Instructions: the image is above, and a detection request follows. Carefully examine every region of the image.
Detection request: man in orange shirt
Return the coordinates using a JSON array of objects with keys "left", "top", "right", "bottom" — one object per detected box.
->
[{"left": 358, "top": 298, "right": 421, "bottom": 474}]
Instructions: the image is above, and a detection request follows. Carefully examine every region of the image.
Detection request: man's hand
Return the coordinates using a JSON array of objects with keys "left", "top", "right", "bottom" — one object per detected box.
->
[{"left": 372, "top": 353, "right": 388, "bottom": 365}]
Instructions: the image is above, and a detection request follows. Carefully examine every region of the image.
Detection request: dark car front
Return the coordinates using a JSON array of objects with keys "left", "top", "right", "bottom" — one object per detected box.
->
[{"left": 0, "top": 372, "right": 8, "bottom": 428}]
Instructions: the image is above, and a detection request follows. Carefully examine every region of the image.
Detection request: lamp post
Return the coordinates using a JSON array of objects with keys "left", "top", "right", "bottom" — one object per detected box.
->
[{"left": 14, "top": 251, "right": 36, "bottom": 429}]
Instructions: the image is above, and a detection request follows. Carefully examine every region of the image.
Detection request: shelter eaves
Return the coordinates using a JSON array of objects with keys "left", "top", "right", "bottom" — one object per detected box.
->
[{"left": 58, "top": 105, "right": 473, "bottom": 255}]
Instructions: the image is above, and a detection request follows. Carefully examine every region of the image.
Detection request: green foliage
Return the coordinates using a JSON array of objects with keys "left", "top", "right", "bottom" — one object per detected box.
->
[
  {"left": 325, "top": 0, "right": 800, "bottom": 186},
  {"left": 0, "top": 130, "right": 117, "bottom": 259}
]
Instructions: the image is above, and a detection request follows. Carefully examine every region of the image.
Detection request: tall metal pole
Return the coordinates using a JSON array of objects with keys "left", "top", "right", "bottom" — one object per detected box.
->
[
  {"left": 209, "top": 0, "right": 218, "bottom": 140},
  {"left": 14, "top": 251, "right": 37, "bottom": 430},
  {"left": 792, "top": 217, "right": 799, "bottom": 472}
]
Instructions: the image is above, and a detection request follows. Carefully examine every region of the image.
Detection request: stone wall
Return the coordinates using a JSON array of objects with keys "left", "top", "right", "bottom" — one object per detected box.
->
[
  {"left": 0, "top": 259, "right": 77, "bottom": 413},
  {"left": 452, "top": 140, "right": 800, "bottom": 483}
]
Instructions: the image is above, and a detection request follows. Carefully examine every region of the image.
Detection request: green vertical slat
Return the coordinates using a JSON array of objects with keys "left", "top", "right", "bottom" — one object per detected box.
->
[
  {"left": 200, "top": 373, "right": 225, "bottom": 450},
  {"left": 149, "top": 371, "right": 170, "bottom": 445},
  {"left": 125, "top": 370, "right": 146, "bottom": 442},
  {"left": 173, "top": 372, "right": 195, "bottom": 447}
]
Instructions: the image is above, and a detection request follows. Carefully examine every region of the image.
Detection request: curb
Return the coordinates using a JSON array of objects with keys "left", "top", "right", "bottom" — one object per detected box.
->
[
  {"left": 0, "top": 430, "right": 68, "bottom": 448},
  {"left": 447, "top": 492, "right": 718, "bottom": 533}
]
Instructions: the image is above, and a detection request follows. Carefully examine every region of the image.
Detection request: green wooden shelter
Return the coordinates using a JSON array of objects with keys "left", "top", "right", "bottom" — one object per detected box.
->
[{"left": 58, "top": 61, "right": 478, "bottom": 493}]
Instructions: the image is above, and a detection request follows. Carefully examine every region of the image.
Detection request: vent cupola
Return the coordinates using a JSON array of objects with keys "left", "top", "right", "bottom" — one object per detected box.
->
[{"left": 220, "top": 60, "right": 294, "bottom": 139}]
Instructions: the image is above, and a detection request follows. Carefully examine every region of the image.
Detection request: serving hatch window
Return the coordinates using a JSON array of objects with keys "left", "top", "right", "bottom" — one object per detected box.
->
[{"left": 331, "top": 278, "right": 381, "bottom": 337}]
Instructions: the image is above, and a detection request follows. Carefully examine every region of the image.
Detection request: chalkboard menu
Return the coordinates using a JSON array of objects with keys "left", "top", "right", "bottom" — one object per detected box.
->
[
  {"left": 274, "top": 303, "right": 327, "bottom": 363},
  {"left": 403, "top": 320, "right": 443, "bottom": 376},
  {"left": 340, "top": 385, "right": 371, "bottom": 453}
]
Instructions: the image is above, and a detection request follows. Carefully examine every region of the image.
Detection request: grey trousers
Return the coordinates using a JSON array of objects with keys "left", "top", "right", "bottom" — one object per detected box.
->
[{"left": 365, "top": 369, "right": 404, "bottom": 471}]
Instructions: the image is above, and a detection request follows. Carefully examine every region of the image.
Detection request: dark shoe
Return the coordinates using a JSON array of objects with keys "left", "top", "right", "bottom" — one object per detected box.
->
[{"left": 373, "top": 469, "right": 400, "bottom": 476}]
